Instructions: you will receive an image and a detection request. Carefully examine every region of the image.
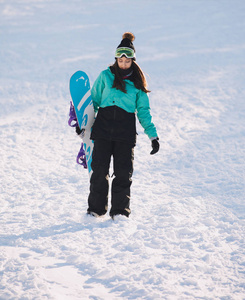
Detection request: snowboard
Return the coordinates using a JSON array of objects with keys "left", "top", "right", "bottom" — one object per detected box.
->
[{"left": 69, "top": 71, "right": 95, "bottom": 178}]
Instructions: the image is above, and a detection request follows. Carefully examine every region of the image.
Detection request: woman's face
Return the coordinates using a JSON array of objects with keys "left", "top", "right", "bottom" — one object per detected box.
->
[{"left": 117, "top": 56, "right": 132, "bottom": 70}]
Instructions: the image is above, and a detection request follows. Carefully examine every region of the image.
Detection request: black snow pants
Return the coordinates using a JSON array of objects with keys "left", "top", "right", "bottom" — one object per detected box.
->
[{"left": 87, "top": 139, "right": 134, "bottom": 217}]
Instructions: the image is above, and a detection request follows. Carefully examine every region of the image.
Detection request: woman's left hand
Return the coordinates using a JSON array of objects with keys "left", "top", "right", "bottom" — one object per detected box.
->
[{"left": 150, "top": 138, "right": 160, "bottom": 155}]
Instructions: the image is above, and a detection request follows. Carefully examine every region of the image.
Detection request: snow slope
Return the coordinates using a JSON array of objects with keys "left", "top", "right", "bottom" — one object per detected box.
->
[{"left": 1, "top": 0, "right": 245, "bottom": 299}]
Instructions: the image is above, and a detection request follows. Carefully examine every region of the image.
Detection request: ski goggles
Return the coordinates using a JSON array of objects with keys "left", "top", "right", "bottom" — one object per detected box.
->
[{"left": 115, "top": 47, "right": 136, "bottom": 59}]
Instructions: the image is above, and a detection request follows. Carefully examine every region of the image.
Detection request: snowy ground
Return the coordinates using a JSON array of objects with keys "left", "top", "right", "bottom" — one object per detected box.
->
[{"left": 1, "top": 0, "right": 245, "bottom": 299}]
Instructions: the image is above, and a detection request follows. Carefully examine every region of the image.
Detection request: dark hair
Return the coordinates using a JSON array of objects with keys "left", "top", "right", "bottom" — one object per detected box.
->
[{"left": 111, "top": 60, "right": 150, "bottom": 94}]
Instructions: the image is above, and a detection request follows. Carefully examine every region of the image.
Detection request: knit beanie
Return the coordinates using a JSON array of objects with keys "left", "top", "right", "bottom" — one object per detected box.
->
[{"left": 117, "top": 32, "right": 135, "bottom": 50}]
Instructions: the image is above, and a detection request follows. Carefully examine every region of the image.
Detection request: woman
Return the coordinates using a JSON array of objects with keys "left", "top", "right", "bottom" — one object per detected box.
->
[{"left": 81, "top": 32, "right": 159, "bottom": 219}]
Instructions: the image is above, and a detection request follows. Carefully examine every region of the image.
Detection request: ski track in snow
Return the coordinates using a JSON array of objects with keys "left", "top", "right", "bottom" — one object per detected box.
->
[{"left": 1, "top": 0, "right": 245, "bottom": 299}]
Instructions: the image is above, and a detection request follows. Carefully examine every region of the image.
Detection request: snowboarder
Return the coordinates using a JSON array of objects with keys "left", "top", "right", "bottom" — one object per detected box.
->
[{"left": 77, "top": 32, "right": 159, "bottom": 219}]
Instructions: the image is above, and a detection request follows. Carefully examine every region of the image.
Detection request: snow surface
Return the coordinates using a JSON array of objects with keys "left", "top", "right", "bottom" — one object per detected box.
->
[{"left": 1, "top": 0, "right": 245, "bottom": 299}]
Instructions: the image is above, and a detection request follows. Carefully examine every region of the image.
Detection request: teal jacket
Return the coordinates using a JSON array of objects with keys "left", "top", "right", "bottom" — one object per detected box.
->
[{"left": 91, "top": 67, "right": 158, "bottom": 139}]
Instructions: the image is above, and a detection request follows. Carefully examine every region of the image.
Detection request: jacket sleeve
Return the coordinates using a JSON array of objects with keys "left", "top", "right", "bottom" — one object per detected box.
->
[
  {"left": 91, "top": 72, "right": 105, "bottom": 113},
  {"left": 136, "top": 90, "right": 158, "bottom": 139}
]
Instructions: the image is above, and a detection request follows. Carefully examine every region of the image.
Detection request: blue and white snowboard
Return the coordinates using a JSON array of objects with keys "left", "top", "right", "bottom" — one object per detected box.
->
[{"left": 69, "top": 71, "right": 95, "bottom": 177}]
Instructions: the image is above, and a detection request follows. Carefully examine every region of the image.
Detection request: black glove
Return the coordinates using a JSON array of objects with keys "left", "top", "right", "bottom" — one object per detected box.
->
[
  {"left": 76, "top": 126, "right": 82, "bottom": 135},
  {"left": 75, "top": 126, "right": 85, "bottom": 138},
  {"left": 150, "top": 138, "right": 160, "bottom": 155}
]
